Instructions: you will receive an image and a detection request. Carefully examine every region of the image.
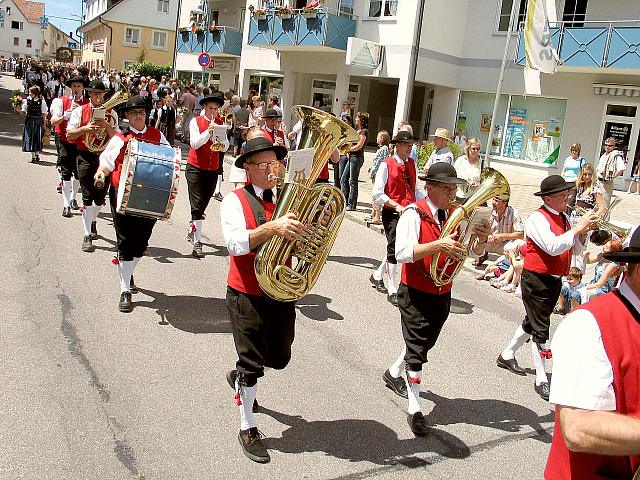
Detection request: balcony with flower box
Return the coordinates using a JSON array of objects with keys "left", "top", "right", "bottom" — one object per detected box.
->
[{"left": 177, "top": 25, "right": 242, "bottom": 57}]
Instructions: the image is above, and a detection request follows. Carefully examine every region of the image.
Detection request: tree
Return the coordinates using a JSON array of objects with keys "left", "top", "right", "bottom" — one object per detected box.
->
[{"left": 130, "top": 61, "right": 172, "bottom": 80}]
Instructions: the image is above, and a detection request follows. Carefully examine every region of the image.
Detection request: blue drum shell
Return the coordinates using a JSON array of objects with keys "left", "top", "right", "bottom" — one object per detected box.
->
[{"left": 127, "top": 158, "right": 175, "bottom": 215}]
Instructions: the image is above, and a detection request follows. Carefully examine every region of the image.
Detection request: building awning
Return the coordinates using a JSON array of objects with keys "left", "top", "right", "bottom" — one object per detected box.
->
[{"left": 593, "top": 83, "right": 640, "bottom": 97}]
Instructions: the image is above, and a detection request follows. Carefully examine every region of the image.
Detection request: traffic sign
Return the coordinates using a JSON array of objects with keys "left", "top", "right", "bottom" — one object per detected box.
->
[
  {"left": 198, "top": 53, "right": 211, "bottom": 67},
  {"left": 39, "top": 15, "right": 48, "bottom": 30}
]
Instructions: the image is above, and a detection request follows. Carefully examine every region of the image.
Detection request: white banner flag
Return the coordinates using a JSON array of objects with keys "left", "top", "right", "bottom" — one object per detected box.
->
[{"left": 524, "top": 0, "right": 558, "bottom": 74}]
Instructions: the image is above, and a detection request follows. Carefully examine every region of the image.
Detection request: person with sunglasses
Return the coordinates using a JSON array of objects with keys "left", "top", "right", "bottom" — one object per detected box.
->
[
  {"left": 596, "top": 138, "right": 626, "bottom": 208},
  {"left": 561, "top": 143, "right": 586, "bottom": 184},
  {"left": 497, "top": 175, "right": 598, "bottom": 401}
]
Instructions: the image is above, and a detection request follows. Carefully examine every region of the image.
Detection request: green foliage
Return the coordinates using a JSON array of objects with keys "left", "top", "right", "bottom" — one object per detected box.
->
[
  {"left": 130, "top": 61, "right": 172, "bottom": 80},
  {"left": 417, "top": 141, "right": 462, "bottom": 169}
]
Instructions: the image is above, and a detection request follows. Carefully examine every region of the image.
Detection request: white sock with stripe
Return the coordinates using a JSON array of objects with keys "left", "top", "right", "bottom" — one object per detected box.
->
[
  {"left": 404, "top": 370, "right": 422, "bottom": 414},
  {"left": 531, "top": 341, "right": 549, "bottom": 385},
  {"left": 117, "top": 260, "right": 134, "bottom": 293},
  {"left": 239, "top": 385, "right": 257, "bottom": 430}
]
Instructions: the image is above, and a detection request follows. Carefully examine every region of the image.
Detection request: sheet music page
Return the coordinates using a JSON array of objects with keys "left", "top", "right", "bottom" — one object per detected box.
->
[
  {"left": 462, "top": 206, "right": 492, "bottom": 244},
  {"left": 211, "top": 125, "right": 229, "bottom": 148},
  {"left": 92, "top": 108, "right": 106, "bottom": 120},
  {"left": 285, "top": 148, "right": 315, "bottom": 183}
]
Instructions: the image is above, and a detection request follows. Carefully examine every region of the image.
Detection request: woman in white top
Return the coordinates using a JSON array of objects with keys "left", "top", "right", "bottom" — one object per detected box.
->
[{"left": 454, "top": 138, "right": 482, "bottom": 199}]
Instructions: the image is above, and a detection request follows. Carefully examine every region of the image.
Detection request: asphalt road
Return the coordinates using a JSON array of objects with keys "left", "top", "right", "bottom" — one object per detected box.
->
[{"left": 1, "top": 73, "right": 555, "bottom": 479}]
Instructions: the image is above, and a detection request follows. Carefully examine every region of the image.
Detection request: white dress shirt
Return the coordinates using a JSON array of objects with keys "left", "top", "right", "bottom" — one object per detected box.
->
[
  {"left": 524, "top": 204, "right": 581, "bottom": 256},
  {"left": 596, "top": 151, "right": 626, "bottom": 179},
  {"left": 189, "top": 115, "right": 215, "bottom": 149},
  {"left": 426, "top": 147, "right": 454, "bottom": 168},
  {"left": 67, "top": 103, "right": 120, "bottom": 132},
  {"left": 21, "top": 96, "right": 48, "bottom": 114},
  {"left": 549, "top": 281, "right": 640, "bottom": 410},
  {"left": 372, "top": 154, "right": 424, "bottom": 206},
  {"left": 395, "top": 196, "right": 443, "bottom": 264},
  {"left": 220, "top": 186, "right": 277, "bottom": 256},
  {"left": 98, "top": 126, "right": 169, "bottom": 172},
  {"left": 50, "top": 95, "right": 84, "bottom": 121}
]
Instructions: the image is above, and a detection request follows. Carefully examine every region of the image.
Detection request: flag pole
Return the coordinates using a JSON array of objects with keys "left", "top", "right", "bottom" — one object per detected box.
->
[{"left": 482, "top": 0, "right": 522, "bottom": 170}]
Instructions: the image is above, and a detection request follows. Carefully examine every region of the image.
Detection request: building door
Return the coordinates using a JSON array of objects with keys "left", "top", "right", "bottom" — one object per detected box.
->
[{"left": 598, "top": 103, "right": 640, "bottom": 191}]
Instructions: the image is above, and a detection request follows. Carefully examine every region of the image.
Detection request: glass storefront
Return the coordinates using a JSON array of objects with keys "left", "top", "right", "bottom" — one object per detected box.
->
[
  {"left": 177, "top": 71, "right": 221, "bottom": 90},
  {"left": 457, "top": 91, "right": 567, "bottom": 164}
]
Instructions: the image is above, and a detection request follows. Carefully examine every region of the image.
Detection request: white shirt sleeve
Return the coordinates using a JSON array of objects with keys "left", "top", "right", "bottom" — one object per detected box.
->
[
  {"left": 50, "top": 98, "right": 63, "bottom": 119},
  {"left": 159, "top": 131, "right": 170, "bottom": 146},
  {"left": 616, "top": 154, "right": 626, "bottom": 174},
  {"left": 190, "top": 117, "right": 211, "bottom": 149},
  {"left": 372, "top": 161, "right": 390, "bottom": 206},
  {"left": 395, "top": 207, "right": 422, "bottom": 264},
  {"left": 67, "top": 106, "right": 83, "bottom": 130},
  {"left": 525, "top": 210, "right": 576, "bottom": 256},
  {"left": 549, "top": 309, "right": 616, "bottom": 410},
  {"left": 414, "top": 161, "right": 425, "bottom": 200},
  {"left": 20, "top": 98, "right": 28, "bottom": 113},
  {"left": 109, "top": 110, "right": 121, "bottom": 133},
  {"left": 98, "top": 135, "right": 125, "bottom": 173},
  {"left": 220, "top": 193, "right": 250, "bottom": 256},
  {"left": 40, "top": 100, "right": 48, "bottom": 114}
]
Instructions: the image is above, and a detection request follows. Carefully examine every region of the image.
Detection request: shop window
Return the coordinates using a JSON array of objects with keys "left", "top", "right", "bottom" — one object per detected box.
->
[
  {"left": 497, "top": 0, "right": 527, "bottom": 32},
  {"left": 562, "top": 0, "right": 587, "bottom": 27},
  {"left": 368, "top": 0, "right": 398, "bottom": 18},
  {"left": 457, "top": 91, "right": 509, "bottom": 155}
]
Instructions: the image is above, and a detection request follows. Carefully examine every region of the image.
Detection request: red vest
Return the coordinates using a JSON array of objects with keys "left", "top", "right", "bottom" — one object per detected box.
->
[
  {"left": 523, "top": 207, "right": 571, "bottom": 276},
  {"left": 262, "top": 126, "right": 285, "bottom": 144},
  {"left": 187, "top": 115, "right": 223, "bottom": 171},
  {"left": 401, "top": 199, "right": 458, "bottom": 295},
  {"left": 383, "top": 156, "right": 417, "bottom": 208},
  {"left": 545, "top": 291, "right": 640, "bottom": 480},
  {"left": 56, "top": 96, "right": 88, "bottom": 143},
  {"left": 227, "top": 188, "right": 276, "bottom": 296},
  {"left": 110, "top": 128, "right": 163, "bottom": 189},
  {"left": 319, "top": 162, "right": 329, "bottom": 181}
]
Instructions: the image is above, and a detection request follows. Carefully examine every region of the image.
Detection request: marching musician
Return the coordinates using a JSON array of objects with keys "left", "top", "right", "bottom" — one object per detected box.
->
[
  {"left": 186, "top": 91, "right": 225, "bottom": 258},
  {"left": 94, "top": 96, "right": 170, "bottom": 313},
  {"left": 50, "top": 75, "right": 89, "bottom": 218},
  {"left": 371, "top": 130, "right": 424, "bottom": 307},
  {"left": 382, "top": 163, "right": 468, "bottom": 436},
  {"left": 66, "top": 79, "right": 119, "bottom": 253},
  {"left": 596, "top": 137, "right": 626, "bottom": 208},
  {"left": 220, "top": 137, "right": 303, "bottom": 463},
  {"left": 497, "top": 175, "right": 597, "bottom": 401},
  {"left": 260, "top": 108, "right": 286, "bottom": 147},
  {"left": 545, "top": 227, "right": 640, "bottom": 479}
]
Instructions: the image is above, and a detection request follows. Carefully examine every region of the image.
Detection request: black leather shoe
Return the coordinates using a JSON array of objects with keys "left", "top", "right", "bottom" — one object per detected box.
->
[
  {"left": 238, "top": 427, "right": 270, "bottom": 463},
  {"left": 496, "top": 354, "right": 526, "bottom": 376},
  {"left": 82, "top": 235, "right": 95, "bottom": 253},
  {"left": 382, "top": 369, "right": 408, "bottom": 399},
  {"left": 187, "top": 231, "right": 194, "bottom": 244},
  {"left": 129, "top": 276, "right": 138, "bottom": 294},
  {"left": 369, "top": 274, "right": 388, "bottom": 294},
  {"left": 62, "top": 207, "right": 72, "bottom": 218},
  {"left": 226, "top": 370, "right": 259, "bottom": 412},
  {"left": 192, "top": 241, "right": 205, "bottom": 258},
  {"left": 90, "top": 221, "right": 98, "bottom": 239},
  {"left": 407, "top": 412, "right": 430, "bottom": 437},
  {"left": 534, "top": 381, "right": 550, "bottom": 401},
  {"left": 71, "top": 200, "right": 79, "bottom": 210},
  {"left": 118, "top": 291, "right": 133, "bottom": 313},
  {"left": 387, "top": 293, "right": 398, "bottom": 307},
  {"left": 214, "top": 192, "right": 224, "bottom": 202}
]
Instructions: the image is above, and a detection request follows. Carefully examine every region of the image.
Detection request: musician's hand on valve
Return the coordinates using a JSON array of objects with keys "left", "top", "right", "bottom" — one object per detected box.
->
[
  {"left": 438, "top": 233, "right": 467, "bottom": 262},
  {"left": 274, "top": 137, "right": 285, "bottom": 147},
  {"left": 575, "top": 212, "right": 599, "bottom": 234},
  {"left": 272, "top": 212, "right": 305, "bottom": 241},
  {"left": 95, "top": 118, "right": 110, "bottom": 129},
  {"left": 85, "top": 121, "right": 100, "bottom": 133}
]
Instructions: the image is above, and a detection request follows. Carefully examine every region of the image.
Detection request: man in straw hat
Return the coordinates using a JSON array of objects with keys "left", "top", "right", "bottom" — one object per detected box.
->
[
  {"left": 50, "top": 75, "right": 89, "bottom": 218},
  {"left": 66, "top": 79, "right": 120, "bottom": 253},
  {"left": 220, "top": 136, "right": 305, "bottom": 464},
  {"left": 371, "top": 130, "right": 424, "bottom": 306},
  {"left": 544, "top": 225, "right": 640, "bottom": 479},
  {"left": 382, "top": 162, "right": 471, "bottom": 437},
  {"left": 424, "top": 127, "right": 454, "bottom": 172},
  {"left": 496, "top": 175, "right": 598, "bottom": 401}
]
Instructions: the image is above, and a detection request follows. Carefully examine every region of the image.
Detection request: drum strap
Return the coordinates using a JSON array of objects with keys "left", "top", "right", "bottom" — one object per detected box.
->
[{"left": 243, "top": 185, "right": 267, "bottom": 226}]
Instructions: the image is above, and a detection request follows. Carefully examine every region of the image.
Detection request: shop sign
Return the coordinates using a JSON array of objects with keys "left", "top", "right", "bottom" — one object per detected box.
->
[
  {"left": 532, "top": 121, "right": 548, "bottom": 141},
  {"left": 93, "top": 39, "right": 105, "bottom": 53},
  {"left": 208, "top": 58, "right": 235, "bottom": 71},
  {"left": 480, "top": 113, "right": 492, "bottom": 133},
  {"left": 603, "top": 122, "right": 632, "bottom": 150},
  {"left": 504, "top": 108, "right": 527, "bottom": 159}
]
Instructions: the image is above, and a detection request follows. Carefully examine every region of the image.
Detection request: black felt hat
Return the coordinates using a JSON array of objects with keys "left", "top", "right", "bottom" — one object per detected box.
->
[
  {"left": 262, "top": 108, "right": 282, "bottom": 119},
  {"left": 119, "top": 95, "right": 148, "bottom": 113},
  {"left": 390, "top": 131, "right": 416, "bottom": 144},
  {"left": 534, "top": 175, "right": 575, "bottom": 196},
  {"left": 199, "top": 91, "right": 225, "bottom": 107},
  {"left": 85, "top": 79, "right": 108, "bottom": 93},
  {"left": 604, "top": 227, "right": 640, "bottom": 263},
  {"left": 235, "top": 136, "right": 288, "bottom": 168},
  {"left": 65, "top": 75, "right": 88, "bottom": 87},
  {"left": 418, "top": 162, "right": 467, "bottom": 184}
]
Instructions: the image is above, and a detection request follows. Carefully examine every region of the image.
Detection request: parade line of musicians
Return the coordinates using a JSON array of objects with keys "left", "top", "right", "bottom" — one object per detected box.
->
[{"left": 34, "top": 78, "right": 640, "bottom": 477}]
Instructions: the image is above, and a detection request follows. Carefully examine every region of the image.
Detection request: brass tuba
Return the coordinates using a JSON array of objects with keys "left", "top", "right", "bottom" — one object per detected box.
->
[
  {"left": 254, "top": 105, "right": 359, "bottom": 301},
  {"left": 84, "top": 90, "right": 129, "bottom": 153},
  {"left": 430, "top": 167, "right": 510, "bottom": 286}
]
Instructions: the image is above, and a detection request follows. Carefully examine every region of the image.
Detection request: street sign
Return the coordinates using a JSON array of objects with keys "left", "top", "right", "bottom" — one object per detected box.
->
[
  {"left": 67, "top": 41, "right": 78, "bottom": 49},
  {"left": 39, "top": 15, "right": 48, "bottom": 30},
  {"left": 198, "top": 52, "right": 211, "bottom": 67}
]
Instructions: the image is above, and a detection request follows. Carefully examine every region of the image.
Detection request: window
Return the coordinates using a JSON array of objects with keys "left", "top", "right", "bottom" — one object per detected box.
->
[
  {"left": 157, "top": 0, "right": 169, "bottom": 14},
  {"left": 13, "top": 37, "right": 18, "bottom": 46},
  {"left": 11, "top": 20, "right": 23, "bottom": 30},
  {"left": 151, "top": 30, "right": 167, "bottom": 49},
  {"left": 57, "top": 33, "right": 62, "bottom": 41},
  {"left": 6, "top": 6, "right": 10, "bottom": 15},
  {"left": 124, "top": 27, "right": 140, "bottom": 46},
  {"left": 338, "top": 0, "right": 354, "bottom": 17},
  {"left": 497, "top": 0, "right": 527, "bottom": 32},
  {"left": 368, "top": 0, "right": 398, "bottom": 18},
  {"left": 26, "top": 38, "right": 32, "bottom": 48},
  {"left": 562, "top": 0, "right": 588, "bottom": 27},
  {"left": 606, "top": 105, "right": 637, "bottom": 117},
  {"left": 123, "top": 60, "right": 135, "bottom": 70}
]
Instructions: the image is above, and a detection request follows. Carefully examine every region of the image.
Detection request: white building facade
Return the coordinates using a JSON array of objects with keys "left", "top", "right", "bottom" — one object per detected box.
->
[{"left": 0, "top": 0, "right": 43, "bottom": 59}]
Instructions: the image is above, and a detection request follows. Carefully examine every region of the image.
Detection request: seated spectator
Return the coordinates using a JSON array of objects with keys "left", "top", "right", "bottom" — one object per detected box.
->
[
  {"left": 554, "top": 267, "right": 585, "bottom": 315},
  {"left": 472, "top": 196, "right": 524, "bottom": 266},
  {"left": 578, "top": 239, "right": 624, "bottom": 304}
]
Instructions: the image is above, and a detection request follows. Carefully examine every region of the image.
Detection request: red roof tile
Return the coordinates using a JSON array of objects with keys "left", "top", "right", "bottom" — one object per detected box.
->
[{"left": 13, "top": 0, "right": 45, "bottom": 24}]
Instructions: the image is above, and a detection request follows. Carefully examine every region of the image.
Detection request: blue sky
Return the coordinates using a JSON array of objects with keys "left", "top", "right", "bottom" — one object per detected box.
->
[{"left": 43, "top": 0, "right": 83, "bottom": 40}]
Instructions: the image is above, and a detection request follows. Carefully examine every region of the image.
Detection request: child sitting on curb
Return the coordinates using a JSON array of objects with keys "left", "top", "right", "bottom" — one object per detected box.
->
[{"left": 554, "top": 267, "right": 584, "bottom": 315}]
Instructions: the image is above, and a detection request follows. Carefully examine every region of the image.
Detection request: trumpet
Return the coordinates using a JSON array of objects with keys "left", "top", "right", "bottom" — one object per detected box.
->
[{"left": 571, "top": 205, "right": 631, "bottom": 242}]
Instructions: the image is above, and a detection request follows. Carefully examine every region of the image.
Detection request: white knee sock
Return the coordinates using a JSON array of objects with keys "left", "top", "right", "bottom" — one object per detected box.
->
[
  {"left": 117, "top": 260, "right": 134, "bottom": 293},
  {"left": 501, "top": 325, "right": 530, "bottom": 360},
  {"left": 92, "top": 202, "right": 102, "bottom": 222},
  {"left": 133, "top": 257, "right": 141, "bottom": 269},
  {"left": 62, "top": 180, "right": 73, "bottom": 208},
  {"left": 239, "top": 385, "right": 257, "bottom": 430},
  {"left": 81, "top": 208, "right": 92, "bottom": 235},
  {"left": 387, "top": 263, "right": 398, "bottom": 295},
  {"left": 373, "top": 256, "right": 387, "bottom": 281},
  {"left": 214, "top": 176, "right": 222, "bottom": 195},
  {"left": 388, "top": 345, "right": 406, "bottom": 378},
  {"left": 72, "top": 178, "right": 80, "bottom": 199},
  {"left": 194, "top": 219, "right": 203, "bottom": 243},
  {"left": 531, "top": 341, "right": 549, "bottom": 385},
  {"left": 404, "top": 370, "right": 422, "bottom": 414}
]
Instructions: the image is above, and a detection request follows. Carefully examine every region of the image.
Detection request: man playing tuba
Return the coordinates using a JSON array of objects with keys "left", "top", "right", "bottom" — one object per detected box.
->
[{"left": 66, "top": 79, "right": 120, "bottom": 253}]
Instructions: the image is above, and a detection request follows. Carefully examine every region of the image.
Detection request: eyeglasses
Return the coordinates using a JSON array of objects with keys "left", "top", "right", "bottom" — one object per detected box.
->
[
  {"left": 245, "top": 160, "right": 280, "bottom": 170},
  {"left": 435, "top": 184, "right": 458, "bottom": 194}
]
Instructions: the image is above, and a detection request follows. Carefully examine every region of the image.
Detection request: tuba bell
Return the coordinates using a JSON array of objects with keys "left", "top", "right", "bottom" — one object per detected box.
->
[
  {"left": 84, "top": 90, "right": 129, "bottom": 153},
  {"left": 430, "top": 167, "right": 510, "bottom": 286},
  {"left": 254, "top": 105, "right": 359, "bottom": 301}
]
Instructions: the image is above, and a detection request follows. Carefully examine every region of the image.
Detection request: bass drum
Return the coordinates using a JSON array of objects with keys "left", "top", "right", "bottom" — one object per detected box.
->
[{"left": 116, "top": 139, "right": 181, "bottom": 220}]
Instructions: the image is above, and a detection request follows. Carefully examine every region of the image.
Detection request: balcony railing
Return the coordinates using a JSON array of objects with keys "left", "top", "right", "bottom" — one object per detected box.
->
[
  {"left": 516, "top": 20, "right": 640, "bottom": 69},
  {"left": 248, "top": 8, "right": 357, "bottom": 51},
  {"left": 177, "top": 26, "right": 242, "bottom": 57}
]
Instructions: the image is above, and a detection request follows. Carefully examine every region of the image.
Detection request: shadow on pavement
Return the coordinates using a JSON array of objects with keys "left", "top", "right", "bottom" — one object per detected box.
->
[
  {"left": 296, "top": 293, "right": 344, "bottom": 321},
  {"left": 135, "top": 288, "right": 231, "bottom": 334},
  {"left": 450, "top": 298, "right": 474, "bottom": 314},
  {"left": 421, "top": 391, "right": 553, "bottom": 442},
  {"left": 328, "top": 254, "right": 380, "bottom": 269},
  {"left": 262, "top": 407, "right": 470, "bottom": 464},
  {"left": 146, "top": 245, "right": 225, "bottom": 263}
]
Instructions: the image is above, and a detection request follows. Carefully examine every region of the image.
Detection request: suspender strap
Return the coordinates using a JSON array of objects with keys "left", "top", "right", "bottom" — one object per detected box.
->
[{"left": 243, "top": 184, "right": 267, "bottom": 226}]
